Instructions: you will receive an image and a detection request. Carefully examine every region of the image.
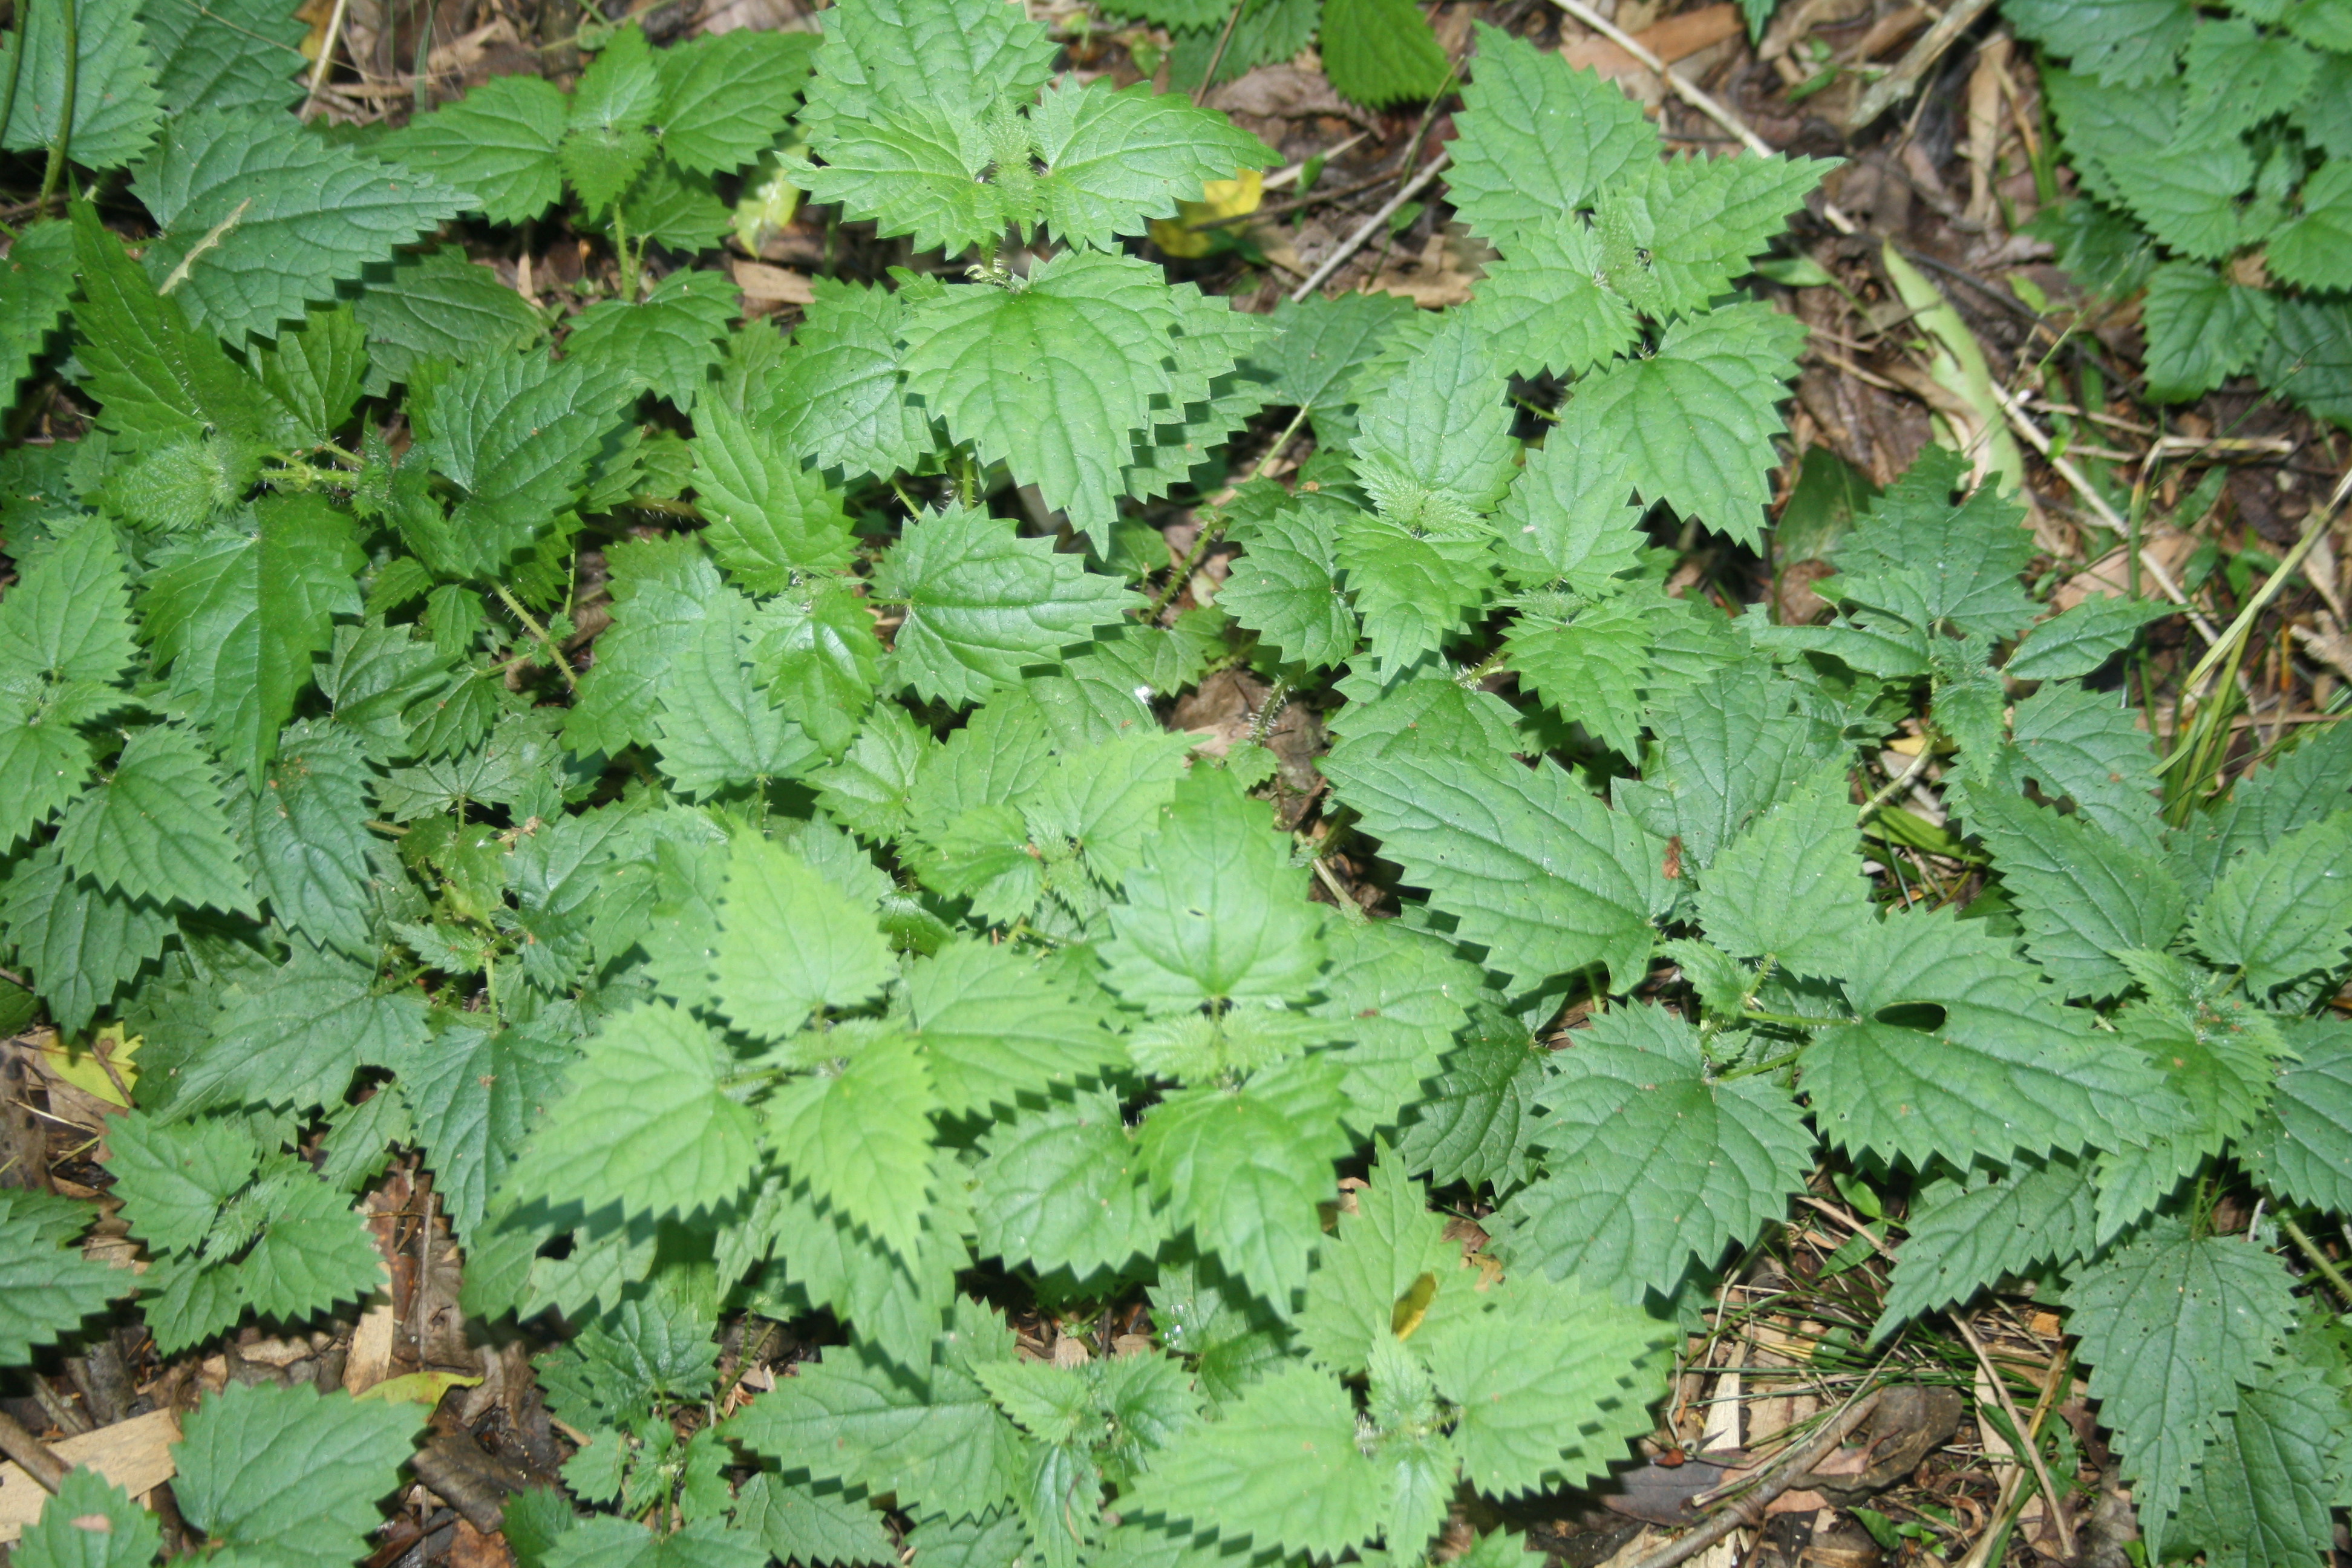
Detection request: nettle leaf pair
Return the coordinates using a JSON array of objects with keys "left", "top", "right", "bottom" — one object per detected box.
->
[
  {"left": 2013, "top": 0, "right": 2352, "bottom": 422},
  {"left": 388, "top": 22, "right": 819, "bottom": 250}
]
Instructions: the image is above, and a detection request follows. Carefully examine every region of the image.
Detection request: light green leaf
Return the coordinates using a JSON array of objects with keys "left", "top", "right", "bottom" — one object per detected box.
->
[
  {"left": 766, "top": 1031, "right": 937, "bottom": 1261},
  {"left": 1310, "top": 918, "right": 1485, "bottom": 1136},
  {"left": 1968, "top": 790, "right": 2188, "bottom": 1001},
  {"left": 525, "top": 1000, "right": 758, "bottom": 1222},
  {"left": 2239, "top": 1019, "right": 2352, "bottom": 1217},
  {"left": 873, "top": 503, "right": 1138, "bottom": 705},
  {"left": 724, "top": 1307, "right": 1024, "bottom": 1523},
  {"left": 172, "top": 1383, "right": 420, "bottom": 1568},
  {"left": 1824, "top": 446, "right": 2038, "bottom": 639},
  {"left": 132, "top": 111, "right": 472, "bottom": 343},
  {"left": 713, "top": 832, "right": 892, "bottom": 1039},
  {"left": 1595, "top": 151, "right": 1829, "bottom": 322},
  {"left": 2182, "top": 16, "right": 2318, "bottom": 137},
  {"left": 1503, "top": 589, "right": 1657, "bottom": 761},
  {"left": 138, "top": 0, "right": 304, "bottom": 117},
  {"left": 1115, "top": 1364, "right": 1386, "bottom": 1561},
  {"left": 2269, "top": 162, "right": 2352, "bottom": 295},
  {"left": 2008, "top": 682, "right": 2163, "bottom": 852},
  {"left": 54, "top": 722, "right": 252, "bottom": 914},
  {"left": 2141, "top": 260, "right": 2275, "bottom": 402},
  {"left": 14, "top": 1468, "right": 161, "bottom": 1568},
  {"left": 761, "top": 277, "right": 934, "bottom": 480},
  {"left": 1352, "top": 315, "right": 1517, "bottom": 518},
  {"left": 1102, "top": 768, "right": 1327, "bottom": 1012},
  {"left": 1261, "top": 291, "right": 1416, "bottom": 415},
  {"left": 413, "top": 347, "right": 635, "bottom": 578},
  {"left": 561, "top": 25, "right": 662, "bottom": 213},
  {"left": 1446, "top": 23, "right": 1654, "bottom": 249},
  {"left": 143, "top": 495, "right": 362, "bottom": 784},
  {"left": 690, "top": 399, "right": 855, "bottom": 588},
  {"left": 1140, "top": 1057, "right": 1351, "bottom": 1308},
  {"left": 656, "top": 28, "right": 818, "bottom": 175},
  {"left": 1549, "top": 301, "right": 1805, "bottom": 548},
  {"left": 1029, "top": 77, "right": 1275, "bottom": 251},
  {"left": 0, "top": 219, "right": 77, "bottom": 403},
  {"left": 1396, "top": 1010, "right": 1546, "bottom": 1189},
  {"left": 1805, "top": 907, "right": 2186, "bottom": 1168},
  {"left": 1324, "top": 727, "right": 1668, "bottom": 998},
  {"left": 1498, "top": 1004, "right": 1812, "bottom": 1301},
  {"left": 0, "top": 0, "right": 162, "bottom": 171},
  {"left": 2002, "top": 595, "right": 2174, "bottom": 680},
  {"left": 1874, "top": 1156, "right": 2096, "bottom": 1333},
  {"left": 1695, "top": 764, "right": 1873, "bottom": 978},
  {"left": 2007, "top": 0, "right": 2194, "bottom": 85},
  {"left": 1321, "top": 0, "right": 1449, "bottom": 106},
  {"left": 382, "top": 73, "right": 567, "bottom": 224},
  {"left": 349, "top": 245, "right": 543, "bottom": 394},
  {"left": 974, "top": 1087, "right": 1164, "bottom": 1279},
  {"left": 899, "top": 252, "right": 1187, "bottom": 546},
  {"left": 239, "top": 1166, "right": 388, "bottom": 1322},
  {"left": 750, "top": 578, "right": 882, "bottom": 760},
  {"left": 1494, "top": 437, "right": 1646, "bottom": 591},
  {"left": 565, "top": 267, "right": 738, "bottom": 412},
  {"left": 2191, "top": 808, "right": 2352, "bottom": 997},
  {"left": 563, "top": 534, "right": 725, "bottom": 757},
  {"left": 906, "top": 937, "right": 1125, "bottom": 1116},
  {"left": 2066, "top": 1219, "right": 2298, "bottom": 1550},
  {"left": 1297, "top": 1147, "right": 1457, "bottom": 1372},
  {"left": 1465, "top": 215, "right": 1639, "bottom": 381}
]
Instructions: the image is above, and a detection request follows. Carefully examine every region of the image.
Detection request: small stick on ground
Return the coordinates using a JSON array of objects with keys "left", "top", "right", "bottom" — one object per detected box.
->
[
  {"left": 1953, "top": 1313, "right": 2076, "bottom": 1558},
  {"left": 1619, "top": 1384, "right": 1887, "bottom": 1568},
  {"left": 0, "top": 1406, "right": 71, "bottom": 1492},
  {"left": 1289, "top": 151, "right": 1451, "bottom": 302}
]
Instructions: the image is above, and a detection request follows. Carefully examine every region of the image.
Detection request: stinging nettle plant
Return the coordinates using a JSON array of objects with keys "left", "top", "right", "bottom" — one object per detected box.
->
[{"left": 0, "top": 0, "right": 2349, "bottom": 1562}]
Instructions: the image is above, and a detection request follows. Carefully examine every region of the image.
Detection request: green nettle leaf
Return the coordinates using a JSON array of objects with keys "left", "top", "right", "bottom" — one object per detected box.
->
[
  {"left": 142, "top": 495, "right": 364, "bottom": 783},
  {"left": 1595, "top": 151, "right": 1829, "bottom": 323},
  {"left": 974, "top": 1086, "right": 1164, "bottom": 1279},
  {"left": 1352, "top": 316, "right": 1518, "bottom": 518},
  {"left": 172, "top": 950, "right": 426, "bottom": 1116},
  {"left": 2140, "top": 261, "right": 2275, "bottom": 402},
  {"left": 1445, "top": 24, "right": 1653, "bottom": 250},
  {"left": 564, "top": 534, "right": 726, "bottom": 756},
  {"left": 2171, "top": 1359, "right": 2351, "bottom": 1568},
  {"left": 1497, "top": 1004, "right": 1813, "bottom": 1302},
  {"left": 1262, "top": 290, "right": 1416, "bottom": 416},
  {"left": 14, "top": 1466, "right": 162, "bottom": 1567},
  {"left": 68, "top": 198, "right": 268, "bottom": 452},
  {"left": 131, "top": 111, "right": 472, "bottom": 343},
  {"left": 1324, "top": 724, "right": 1669, "bottom": 998},
  {"left": 0, "top": 841, "right": 175, "bottom": 1034},
  {"left": 397, "top": 1021, "right": 572, "bottom": 1244},
  {"left": 690, "top": 400, "right": 857, "bottom": 588},
  {"left": 1319, "top": 0, "right": 1449, "bottom": 106},
  {"left": 0, "top": 1201, "right": 125, "bottom": 1367},
  {"left": 2239, "top": 1019, "right": 2352, "bottom": 1216},
  {"left": 564, "top": 267, "right": 739, "bottom": 412},
  {"left": 761, "top": 277, "right": 935, "bottom": 480},
  {"left": 2007, "top": 681, "right": 2163, "bottom": 852},
  {"left": 752, "top": 578, "right": 884, "bottom": 760},
  {"left": 1804, "top": 907, "right": 2187, "bottom": 1168},
  {"left": 712, "top": 832, "right": 893, "bottom": 1039},
  {"left": 898, "top": 251, "right": 1189, "bottom": 546},
  {"left": 1140, "top": 1057, "right": 1351, "bottom": 1308},
  {"left": 1694, "top": 765, "right": 1873, "bottom": 978},
  {"left": 725, "top": 1302, "right": 1026, "bottom": 1522},
  {"left": 2270, "top": 160, "right": 2352, "bottom": 294},
  {"left": 348, "top": 245, "right": 544, "bottom": 395},
  {"left": 1028, "top": 77, "right": 1276, "bottom": 252},
  {"left": 872, "top": 503, "right": 1138, "bottom": 705},
  {"left": 2190, "top": 808, "right": 2352, "bottom": 997},
  {"left": 1967, "top": 790, "right": 2189, "bottom": 1001},
  {"left": 1224, "top": 506, "right": 1358, "bottom": 673},
  {"left": 1875, "top": 1157, "right": 2097, "bottom": 1334},
  {"left": 1397, "top": 1011, "right": 1547, "bottom": 1189},
  {"left": 1824, "top": 448, "right": 2039, "bottom": 639},
  {"left": 2066, "top": 1220, "right": 2298, "bottom": 1551},
  {"left": 1, "top": 219, "right": 77, "bottom": 402},
  {"left": 1102, "top": 768, "right": 1327, "bottom": 1011},
  {"left": 1551, "top": 302, "right": 1807, "bottom": 548},
  {"left": 1116, "top": 1364, "right": 1387, "bottom": 1560},
  {"left": 906, "top": 937, "right": 1125, "bottom": 1115},
  {"left": 2002, "top": 594, "right": 2173, "bottom": 681},
  {"left": 170, "top": 1383, "right": 422, "bottom": 1568},
  {"left": 1466, "top": 216, "right": 1641, "bottom": 382},
  {"left": 733, "top": 1475, "right": 898, "bottom": 1568},
  {"left": 655, "top": 28, "right": 818, "bottom": 175},
  {"left": 766, "top": 1030, "right": 940, "bottom": 1261},
  {"left": 561, "top": 25, "right": 664, "bottom": 213},
  {"left": 383, "top": 74, "right": 568, "bottom": 224},
  {"left": 2007, "top": 0, "right": 2194, "bottom": 87},
  {"left": 526, "top": 999, "right": 759, "bottom": 1222},
  {"left": 0, "top": 0, "right": 163, "bottom": 171},
  {"left": 138, "top": 0, "right": 306, "bottom": 117},
  {"left": 247, "top": 719, "right": 379, "bottom": 958},
  {"left": 54, "top": 722, "right": 253, "bottom": 915},
  {"left": 411, "top": 347, "right": 636, "bottom": 578},
  {"left": 1296, "top": 1146, "right": 1459, "bottom": 1373}
]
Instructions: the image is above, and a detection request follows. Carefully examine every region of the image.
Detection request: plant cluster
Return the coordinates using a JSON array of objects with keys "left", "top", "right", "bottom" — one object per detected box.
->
[
  {"left": 2009, "top": 0, "right": 2352, "bottom": 423},
  {"left": 0, "top": 0, "right": 2349, "bottom": 1563}
]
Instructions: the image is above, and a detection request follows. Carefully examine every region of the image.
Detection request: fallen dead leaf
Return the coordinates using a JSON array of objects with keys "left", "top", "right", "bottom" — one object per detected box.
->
[
  {"left": 1561, "top": 2, "right": 1742, "bottom": 79},
  {"left": 2054, "top": 526, "right": 2194, "bottom": 610},
  {"left": 344, "top": 1296, "right": 398, "bottom": 1395},
  {"left": 732, "top": 260, "right": 816, "bottom": 309}
]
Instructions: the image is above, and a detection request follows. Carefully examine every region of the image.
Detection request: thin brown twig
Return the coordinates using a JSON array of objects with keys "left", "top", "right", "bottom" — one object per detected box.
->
[
  {"left": 1287, "top": 151, "right": 1451, "bottom": 302},
  {"left": 0, "top": 1406, "right": 71, "bottom": 1492},
  {"left": 1622, "top": 1385, "right": 1888, "bottom": 1568},
  {"left": 1191, "top": 0, "right": 1244, "bottom": 108},
  {"left": 1952, "top": 1313, "right": 2077, "bottom": 1558}
]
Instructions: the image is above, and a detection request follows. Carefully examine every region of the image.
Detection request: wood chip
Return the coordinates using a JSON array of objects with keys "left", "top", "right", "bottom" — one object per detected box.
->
[
  {"left": 344, "top": 1295, "right": 398, "bottom": 1396},
  {"left": 733, "top": 260, "right": 816, "bottom": 307},
  {"left": 0, "top": 1410, "right": 180, "bottom": 1543}
]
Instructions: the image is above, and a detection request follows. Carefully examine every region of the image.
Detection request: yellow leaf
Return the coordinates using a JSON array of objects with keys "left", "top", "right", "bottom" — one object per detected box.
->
[
  {"left": 37, "top": 1025, "right": 140, "bottom": 1107},
  {"left": 1149, "top": 168, "right": 1263, "bottom": 260},
  {"left": 353, "top": 1370, "right": 483, "bottom": 1406},
  {"left": 733, "top": 150, "right": 805, "bottom": 256}
]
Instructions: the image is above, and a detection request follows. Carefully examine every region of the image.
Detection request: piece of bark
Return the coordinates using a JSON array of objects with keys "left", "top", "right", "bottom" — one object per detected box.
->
[{"left": 0, "top": 1409, "right": 181, "bottom": 1543}]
